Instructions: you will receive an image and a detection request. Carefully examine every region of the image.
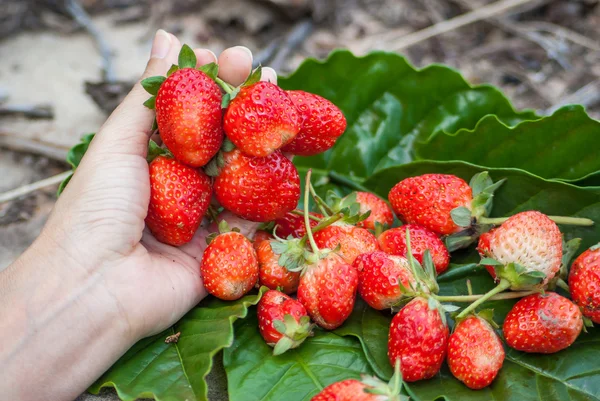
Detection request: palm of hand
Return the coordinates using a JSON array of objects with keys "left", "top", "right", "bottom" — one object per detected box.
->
[{"left": 43, "top": 35, "right": 269, "bottom": 339}]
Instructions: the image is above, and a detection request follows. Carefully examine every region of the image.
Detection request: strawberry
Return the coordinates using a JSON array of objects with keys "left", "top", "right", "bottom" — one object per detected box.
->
[
  {"left": 214, "top": 149, "right": 301, "bottom": 222},
  {"left": 447, "top": 314, "right": 504, "bottom": 389},
  {"left": 569, "top": 244, "right": 600, "bottom": 323},
  {"left": 152, "top": 67, "right": 223, "bottom": 167},
  {"left": 355, "top": 192, "right": 394, "bottom": 230},
  {"left": 388, "top": 172, "right": 505, "bottom": 251},
  {"left": 503, "top": 292, "right": 583, "bottom": 353},
  {"left": 297, "top": 253, "right": 358, "bottom": 330},
  {"left": 378, "top": 225, "right": 450, "bottom": 274},
  {"left": 257, "top": 240, "right": 301, "bottom": 294},
  {"left": 200, "top": 225, "right": 258, "bottom": 300},
  {"left": 313, "top": 223, "right": 379, "bottom": 264},
  {"left": 388, "top": 297, "right": 448, "bottom": 382},
  {"left": 281, "top": 90, "right": 347, "bottom": 156},
  {"left": 477, "top": 211, "right": 563, "bottom": 290},
  {"left": 224, "top": 81, "right": 301, "bottom": 157},
  {"left": 274, "top": 210, "right": 323, "bottom": 239},
  {"left": 252, "top": 230, "right": 273, "bottom": 252},
  {"left": 389, "top": 174, "right": 472, "bottom": 236},
  {"left": 145, "top": 155, "right": 212, "bottom": 246},
  {"left": 354, "top": 251, "right": 415, "bottom": 310},
  {"left": 310, "top": 364, "right": 406, "bottom": 401},
  {"left": 257, "top": 290, "right": 312, "bottom": 355}
]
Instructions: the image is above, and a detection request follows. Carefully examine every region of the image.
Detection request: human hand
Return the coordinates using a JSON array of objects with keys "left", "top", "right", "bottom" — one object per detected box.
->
[{"left": 45, "top": 31, "right": 278, "bottom": 340}]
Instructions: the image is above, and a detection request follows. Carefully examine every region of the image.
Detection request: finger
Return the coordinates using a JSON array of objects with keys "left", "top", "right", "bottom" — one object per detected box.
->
[
  {"left": 91, "top": 30, "right": 181, "bottom": 158},
  {"left": 260, "top": 67, "right": 278, "bottom": 84},
  {"left": 218, "top": 46, "right": 253, "bottom": 86},
  {"left": 195, "top": 48, "right": 217, "bottom": 67}
]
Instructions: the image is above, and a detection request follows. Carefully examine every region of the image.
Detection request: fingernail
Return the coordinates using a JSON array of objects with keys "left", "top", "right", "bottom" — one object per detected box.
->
[
  {"left": 233, "top": 46, "right": 253, "bottom": 62},
  {"left": 151, "top": 29, "right": 171, "bottom": 59}
]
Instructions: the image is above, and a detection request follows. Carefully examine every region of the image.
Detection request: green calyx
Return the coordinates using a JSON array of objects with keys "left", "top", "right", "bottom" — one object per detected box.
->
[
  {"left": 326, "top": 191, "right": 371, "bottom": 225},
  {"left": 404, "top": 228, "right": 439, "bottom": 294},
  {"left": 271, "top": 314, "right": 314, "bottom": 356},
  {"left": 493, "top": 261, "right": 546, "bottom": 291},
  {"left": 445, "top": 171, "right": 505, "bottom": 252},
  {"left": 590, "top": 243, "right": 600, "bottom": 251},
  {"left": 57, "top": 133, "right": 96, "bottom": 196},
  {"left": 204, "top": 138, "right": 235, "bottom": 177},
  {"left": 205, "top": 220, "right": 240, "bottom": 244},
  {"left": 146, "top": 139, "right": 172, "bottom": 163},
  {"left": 362, "top": 361, "right": 409, "bottom": 401}
]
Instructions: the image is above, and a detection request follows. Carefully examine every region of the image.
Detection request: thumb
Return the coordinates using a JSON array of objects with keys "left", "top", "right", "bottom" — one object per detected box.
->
[{"left": 91, "top": 30, "right": 182, "bottom": 157}]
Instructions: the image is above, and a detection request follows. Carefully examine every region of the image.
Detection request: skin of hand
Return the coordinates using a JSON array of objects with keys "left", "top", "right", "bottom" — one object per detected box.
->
[{"left": 0, "top": 30, "right": 277, "bottom": 401}]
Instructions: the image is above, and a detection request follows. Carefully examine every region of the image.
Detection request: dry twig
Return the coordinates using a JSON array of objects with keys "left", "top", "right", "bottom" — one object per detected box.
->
[
  {"left": 546, "top": 80, "right": 600, "bottom": 114},
  {"left": 0, "top": 104, "right": 54, "bottom": 119},
  {"left": 0, "top": 134, "right": 68, "bottom": 162},
  {"left": 358, "top": 0, "right": 537, "bottom": 52},
  {"left": 0, "top": 171, "right": 71, "bottom": 205},
  {"left": 270, "top": 19, "right": 314, "bottom": 72}
]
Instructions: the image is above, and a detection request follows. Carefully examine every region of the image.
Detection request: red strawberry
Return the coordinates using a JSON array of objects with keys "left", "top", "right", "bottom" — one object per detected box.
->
[
  {"left": 388, "top": 297, "right": 448, "bottom": 382},
  {"left": 503, "top": 292, "right": 583, "bottom": 353},
  {"left": 569, "top": 244, "right": 600, "bottom": 323},
  {"left": 200, "top": 229, "right": 258, "bottom": 300},
  {"left": 297, "top": 253, "right": 358, "bottom": 330},
  {"left": 146, "top": 156, "right": 212, "bottom": 246},
  {"left": 313, "top": 223, "right": 379, "bottom": 264},
  {"left": 257, "top": 290, "right": 312, "bottom": 354},
  {"left": 447, "top": 315, "right": 505, "bottom": 389},
  {"left": 389, "top": 174, "right": 472, "bottom": 236},
  {"left": 257, "top": 240, "right": 301, "bottom": 294},
  {"left": 478, "top": 211, "right": 563, "bottom": 290},
  {"left": 378, "top": 225, "right": 450, "bottom": 274},
  {"left": 355, "top": 192, "right": 394, "bottom": 230},
  {"left": 354, "top": 251, "right": 415, "bottom": 310},
  {"left": 214, "top": 149, "right": 300, "bottom": 222},
  {"left": 155, "top": 68, "right": 223, "bottom": 167},
  {"left": 274, "top": 210, "right": 323, "bottom": 239},
  {"left": 310, "top": 367, "right": 405, "bottom": 401},
  {"left": 224, "top": 81, "right": 301, "bottom": 157},
  {"left": 281, "top": 90, "right": 347, "bottom": 156},
  {"left": 253, "top": 230, "right": 273, "bottom": 252}
]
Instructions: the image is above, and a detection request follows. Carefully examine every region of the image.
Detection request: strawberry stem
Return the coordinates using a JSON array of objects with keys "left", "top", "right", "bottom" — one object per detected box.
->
[
  {"left": 290, "top": 209, "right": 322, "bottom": 222},
  {"left": 304, "top": 170, "right": 320, "bottom": 254},
  {"left": 479, "top": 215, "right": 594, "bottom": 227},
  {"left": 215, "top": 77, "right": 234, "bottom": 94},
  {"left": 434, "top": 289, "right": 537, "bottom": 303},
  {"left": 456, "top": 278, "right": 512, "bottom": 319},
  {"left": 556, "top": 278, "right": 570, "bottom": 293},
  {"left": 308, "top": 183, "right": 333, "bottom": 217}
]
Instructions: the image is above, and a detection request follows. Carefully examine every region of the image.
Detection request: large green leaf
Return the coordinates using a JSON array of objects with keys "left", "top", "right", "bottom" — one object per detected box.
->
[
  {"left": 89, "top": 290, "right": 265, "bottom": 401},
  {"left": 416, "top": 105, "right": 600, "bottom": 182},
  {"left": 223, "top": 309, "right": 374, "bottom": 401},
  {"left": 279, "top": 50, "right": 536, "bottom": 178}
]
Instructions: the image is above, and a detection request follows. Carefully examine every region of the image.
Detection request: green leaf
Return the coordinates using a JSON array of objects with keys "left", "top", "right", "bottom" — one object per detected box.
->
[
  {"left": 56, "top": 172, "right": 72, "bottom": 197},
  {"left": 450, "top": 206, "right": 472, "bottom": 227},
  {"left": 178, "top": 44, "right": 197, "bottom": 69},
  {"left": 416, "top": 105, "right": 600, "bottom": 182},
  {"left": 243, "top": 66, "right": 262, "bottom": 86},
  {"left": 89, "top": 290, "right": 265, "bottom": 401},
  {"left": 141, "top": 76, "right": 166, "bottom": 96},
  {"left": 279, "top": 50, "right": 537, "bottom": 178},
  {"left": 198, "top": 62, "right": 219, "bottom": 80},
  {"left": 66, "top": 133, "right": 95, "bottom": 169},
  {"left": 58, "top": 133, "right": 95, "bottom": 196},
  {"left": 334, "top": 298, "right": 394, "bottom": 379},
  {"left": 223, "top": 309, "right": 374, "bottom": 401}
]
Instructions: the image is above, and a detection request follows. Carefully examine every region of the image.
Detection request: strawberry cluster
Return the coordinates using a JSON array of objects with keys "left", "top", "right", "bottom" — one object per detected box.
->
[
  {"left": 140, "top": 45, "right": 346, "bottom": 246},
  {"left": 139, "top": 45, "right": 600, "bottom": 397}
]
